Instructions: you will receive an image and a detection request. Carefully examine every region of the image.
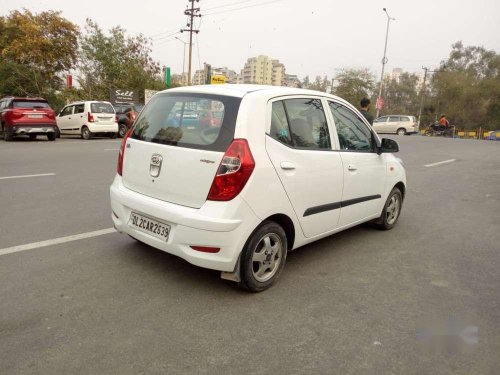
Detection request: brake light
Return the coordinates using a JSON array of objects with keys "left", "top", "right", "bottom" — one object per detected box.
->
[
  {"left": 115, "top": 115, "right": 118, "bottom": 123},
  {"left": 88, "top": 112, "right": 94, "bottom": 122},
  {"left": 117, "top": 128, "right": 133, "bottom": 176},
  {"left": 207, "top": 139, "right": 255, "bottom": 201},
  {"left": 47, "top": 111, "right": 55, "bottom": 120}
]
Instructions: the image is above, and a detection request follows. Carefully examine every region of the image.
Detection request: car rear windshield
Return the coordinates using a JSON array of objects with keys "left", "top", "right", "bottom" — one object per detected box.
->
[
  {"left": 131, "top": 93, "right": 241, "bottom": 152},
  {"left": 13, "top": 100, "right": 49, "bottom": 109},
  {"left": 91, "top": 103, "right": 115, "bottom": 114}
]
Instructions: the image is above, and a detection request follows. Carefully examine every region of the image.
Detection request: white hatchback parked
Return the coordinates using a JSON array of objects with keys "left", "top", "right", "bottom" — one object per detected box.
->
[
  {"left": 110, "top": 85, "right": 406, "bottom": 292},
  {"left": 57, "top": 101, "right": 118, "bottom": 139}
]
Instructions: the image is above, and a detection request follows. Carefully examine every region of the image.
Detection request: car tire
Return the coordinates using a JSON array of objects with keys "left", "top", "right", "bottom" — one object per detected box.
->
[
  {"left": 397, "top": 128, "right": 406, "bottom": 136},
  {"left": 239, "top": 221, "right": 287, "bottom": 292},
  {"left": 4, "top": 129, "right": 13, "bottom": 142},
  {"left": 81, "top": 126, "right": 92, "bottom": 140},
  {"left": 118, "top": 125, "right": 127, "bottom": 138},
  {"left": 109, "top": 132, "right": 118, "bottom": 139},
  {"left": 55, "top": 127, "right": 61, "bottom": 138},
  {"left": 29, "top": 134, "right": 37, "bottom": 141},
  {"left": 47, "top": 132, "right": 56, "bottom": 141},
  {"left": 372, "top": 187, "right": 403, "bottom": 230}
]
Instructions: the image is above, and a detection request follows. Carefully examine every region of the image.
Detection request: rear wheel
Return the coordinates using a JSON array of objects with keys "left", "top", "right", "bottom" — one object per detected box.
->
[
  {"left": 81, "top": 126, "right": 92, "bottom": 140},
  {"left": 109, "top": 132, "right": 118, "bottom": 139},
  {"left": 239, "top": 221, "right": 287, "bottom": 292},
  {"left": 47, "top": 132, "right": 56, "bottom": 141},
  {"left": 372, "top": 187, "right": 403, "bottom": 230},
  {"left": 397, "top": 128, "right": 406, "bottom": 136},
  {"left": 29, "top": 134, "right": 37, "bottom": 141},
  {"left": 118, "top": 124, "right": 128, "bottom": 138},
  {"left": 55, "top": 126, "right": 61, "bottom": 138},
  {"left": 4, "top": 129, "right": 13, "bottom": 141}
]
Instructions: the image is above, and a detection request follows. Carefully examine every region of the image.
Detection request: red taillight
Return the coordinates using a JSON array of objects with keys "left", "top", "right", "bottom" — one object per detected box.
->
[
  {"left": 47, "top": 111, "right": 55, "bottom": 120},
  {"left": 190, "top": 246, "right": 220, "bottom": 253},
  {"left": 207, "top": 139, "right": 255, "bottom": 201},
  {"left": 88, "top": 112, "right": 94, "bottom": 122},
  {"left": 115, "top": 115, "right": 118, "bottom": 123},
  {"left": 117, "top": 128, "right": 133, "bottom": 176}
]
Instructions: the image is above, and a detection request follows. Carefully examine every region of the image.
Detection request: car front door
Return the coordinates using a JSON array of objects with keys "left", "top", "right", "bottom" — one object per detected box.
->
[
  {"left": 387, "top": 116, "right": 401, "bottom": 134},
  {"left": 327, "top": 101, "right": 387, "bottom": 228},
  {"left": 265, "top": 97, "right": 344, "bottom": 238},
  {"left": 57, "top": 106, "right": 74, "bottom": 133}
]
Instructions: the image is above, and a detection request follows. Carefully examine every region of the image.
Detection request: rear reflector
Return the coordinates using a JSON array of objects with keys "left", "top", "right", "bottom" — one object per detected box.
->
[{"left": 190, "top": 246, "right": 221, "bottom": 253}]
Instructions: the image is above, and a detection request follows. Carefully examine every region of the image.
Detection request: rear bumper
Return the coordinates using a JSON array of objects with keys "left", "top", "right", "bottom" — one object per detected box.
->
[
  {"left": 110, "top": 175, "right": 260, "bottom": 272},
  {"left": 6, "top": 124, "right": 56, "bottom": 134},
  {"left": 88, "top": 123, "right": 118, "bottom": 133}
]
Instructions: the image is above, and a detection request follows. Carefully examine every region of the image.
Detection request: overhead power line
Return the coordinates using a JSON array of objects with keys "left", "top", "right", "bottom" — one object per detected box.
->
[{"left": 203, "top": 0, "right": 285, "bottom": 16}]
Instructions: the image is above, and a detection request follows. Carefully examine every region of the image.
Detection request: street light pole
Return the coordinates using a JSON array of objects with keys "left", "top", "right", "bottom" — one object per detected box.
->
[
  {"left": 174, "top": 36, "right": 188, "bottom": 84},
  {"left": 376, "top": 8, "right": 395, "bottom": 118}
]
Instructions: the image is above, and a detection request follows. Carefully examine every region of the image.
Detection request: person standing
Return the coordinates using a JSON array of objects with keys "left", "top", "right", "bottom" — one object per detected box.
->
[{"left": 359, "top": 98, "right": 374, "bottom": 125}]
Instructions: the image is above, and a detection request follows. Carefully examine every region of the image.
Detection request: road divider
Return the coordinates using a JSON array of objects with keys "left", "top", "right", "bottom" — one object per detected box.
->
[
  {"left": 0, "top": 228, "right": 116, "bottom": 256},
  {"left": 0, "top": 173, "right": 56, "bottom": 180}
]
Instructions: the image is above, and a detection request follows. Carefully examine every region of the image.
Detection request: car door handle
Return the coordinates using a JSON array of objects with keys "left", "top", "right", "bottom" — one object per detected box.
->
[
  {"left": 280, "top": 161, "right": 295, "bottom": 170},
  {"left": 347, "top": 164, "right": 357, "bottom": 171}
]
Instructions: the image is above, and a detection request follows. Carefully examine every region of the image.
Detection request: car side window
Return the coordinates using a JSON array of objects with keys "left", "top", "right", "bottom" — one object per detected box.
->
[
  {"left": 389, "top": 116, "right": 400, "bottom": 122},
  {"left": 374, "top": 116, "right": 387, "bottom": 123},
  {"left": 61, "top": 106, "right": 73, "bottom": 116},
  {"left": 328, "top": 101, "right": 374, "bottom": 152},
  {"left": 283, "top": 98, "right": 331, "bottom": 149},
  {"left": 401, "top": 116, "right": 410, "bottom": 122},
  {"left": 74, "top": 104, "right": 84, "bottom": 114},
  {"left": 270, "top": 101, "right": 293, "bottom": 146}
]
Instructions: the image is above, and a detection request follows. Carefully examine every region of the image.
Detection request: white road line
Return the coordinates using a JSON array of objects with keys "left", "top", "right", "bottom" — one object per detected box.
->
[
  {"left": 424, "top": 159, "right": 457, "bottom": 167},
  {"left": 0, "top": 173, "right": 56, "bottom": 180},
  {"left": 0, "top": 228, "right": 116, "bottom": 256},
  {"left": 104, "top": 149, "right": 120, "bottom": 151}
]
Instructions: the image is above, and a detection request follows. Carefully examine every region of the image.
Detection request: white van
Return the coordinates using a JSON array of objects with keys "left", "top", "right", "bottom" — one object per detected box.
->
[
  {"left": 57, "top": 101, "right": 118, "bottom": 139},
  {"left": 373, "top": 115, "right": 418, "bottom": 135},
  {"left": 110, "top": 85, "right": 406, "bottom": 291}
]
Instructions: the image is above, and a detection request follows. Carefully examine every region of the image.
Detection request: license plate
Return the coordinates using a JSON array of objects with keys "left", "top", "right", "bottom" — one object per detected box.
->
[
  {"left": 28, "top": 114, "right": 43, "bottom": 119},
  {"left": 129, "top": 212, "right": 170, "bottom": 241}
]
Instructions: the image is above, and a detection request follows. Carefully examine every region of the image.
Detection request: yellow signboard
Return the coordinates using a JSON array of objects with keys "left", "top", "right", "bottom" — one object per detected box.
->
[{"left": 211, "top": 75, "right": 226, "bottom": 84}]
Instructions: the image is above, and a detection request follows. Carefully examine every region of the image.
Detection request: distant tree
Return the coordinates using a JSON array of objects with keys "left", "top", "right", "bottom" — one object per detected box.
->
[
  {"left": 308, "top": 75, "right": 329, "bottom": 92},
  {"left": 301, "top": 76, "right": 310, "bottom": 89},
  {"left": 78, "top": 19, "right": 164, "bottom": 103},
  {"left": 382, "top": 72, "right": 420, "bottom": 116},
  {"left": 333, "top": 68, "right": 375, "bottom": 108},
  {"left": 429, "top": 41, "right": 500, "bottom": 129},
  {"left": 0, "top": 9, "right": 79, "bottom": 97}
]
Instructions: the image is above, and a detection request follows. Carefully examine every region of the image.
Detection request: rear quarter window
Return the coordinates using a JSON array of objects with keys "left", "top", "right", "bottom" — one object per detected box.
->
[{"left": 131, "top": 93, "right": 241, "bottom": 152}]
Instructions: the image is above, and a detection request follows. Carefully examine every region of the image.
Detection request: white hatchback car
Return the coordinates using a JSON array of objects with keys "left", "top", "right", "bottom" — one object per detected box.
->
[
  {"left": 110, "top": 85, "right": 406, "bottom": 292},
  {"left": 57, "top": 101, "right": 118, "bottom": 139},
  {"left": 373, "top": 115, "right": 419, "bottom": 135}
]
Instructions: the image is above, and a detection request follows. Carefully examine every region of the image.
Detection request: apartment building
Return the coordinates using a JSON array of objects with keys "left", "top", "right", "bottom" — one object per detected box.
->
[{"left": 240, "top": 55, "right": 286, "bottom": 86}]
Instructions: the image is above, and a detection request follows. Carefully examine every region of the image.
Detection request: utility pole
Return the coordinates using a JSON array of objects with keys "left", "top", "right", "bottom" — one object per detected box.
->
[
  {"left": 417, "top": 67, "right": 429, "bottom": 127},
  {"left": 181, "top": 0, "right": 200, "bottom": 86},
  {"left": 376, "top": 8, "right": 395, "bottom": 118}
]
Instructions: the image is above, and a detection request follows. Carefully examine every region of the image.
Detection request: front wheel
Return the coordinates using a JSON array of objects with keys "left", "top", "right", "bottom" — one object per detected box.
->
[
  {"left": 239, "top": 221, "right": 287, "bottom": 292},
  {"left": 397, "top": 128, "right": 406, "bottom": 136},
  {"left": 373, "top": 187, "right": 403, "bottom": 230}
]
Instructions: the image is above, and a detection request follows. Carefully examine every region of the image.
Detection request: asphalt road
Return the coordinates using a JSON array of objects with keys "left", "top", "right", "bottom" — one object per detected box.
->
[{"left": 1, "top": 135, "right": 499, "bottom": 374}]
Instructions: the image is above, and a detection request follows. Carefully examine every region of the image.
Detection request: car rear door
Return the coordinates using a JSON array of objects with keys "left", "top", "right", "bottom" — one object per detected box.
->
[
  {"left": 387, "top": 116, "right": 401, "bottom": 133},
  {"left": 265, "top": 97, "right": 344, "bottom": 238},
  {"left": 327, "top": 101, "right": 387, "bottom": 227},
  {"left": 71, "top": 104, "right": 85, "bottom": 134},
  {"left": 121, "top": 93, "right": 241, "bottom": 209}
]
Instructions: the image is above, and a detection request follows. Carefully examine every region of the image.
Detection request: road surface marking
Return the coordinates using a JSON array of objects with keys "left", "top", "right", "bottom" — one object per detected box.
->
[
  {"left": 104, "top": 148, "right": 120, "bottom": 151},
  {"left": 424, "top": 159, "right": 456, "bottom": 167},
  {"left": 0, "top": 173, "right": 56, "bottom": 180},
  {"left": 0, "top": 228, "right": 116, "bottom": 256}
]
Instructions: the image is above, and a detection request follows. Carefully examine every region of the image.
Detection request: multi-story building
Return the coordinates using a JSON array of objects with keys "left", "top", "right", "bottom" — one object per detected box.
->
[
  {"left": 212, "top": 66, "right": 238, "bottom": 84},
  {"left": 240, "top": 55, "right": 286, "bottom": 86},
  {"left": 283, "top": 74, "right": 301, "bottom": 88},
  {"left": 192, "top": 69, "right": 206, "bottom": 85}
]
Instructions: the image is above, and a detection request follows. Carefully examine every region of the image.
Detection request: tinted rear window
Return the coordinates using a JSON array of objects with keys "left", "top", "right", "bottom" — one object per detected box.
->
[
  {"left": 131, "top": 93, "right": 241, "bottom": 152},
  {"left": 91, "top": 103, "right": 115, "bottom": 113},
  {"left": 13, "top": 100, "right": 49, "bottom": 109}
]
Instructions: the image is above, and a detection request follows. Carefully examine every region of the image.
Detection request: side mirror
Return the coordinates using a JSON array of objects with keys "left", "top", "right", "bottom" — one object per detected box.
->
[{"left": 380, "top": 138, "right": 399, "bottom": 153}]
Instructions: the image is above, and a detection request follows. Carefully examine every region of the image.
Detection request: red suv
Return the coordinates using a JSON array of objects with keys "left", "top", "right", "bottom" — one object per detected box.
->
[{"left": 0, "top": 97, "right": 57, "bottom": 141}]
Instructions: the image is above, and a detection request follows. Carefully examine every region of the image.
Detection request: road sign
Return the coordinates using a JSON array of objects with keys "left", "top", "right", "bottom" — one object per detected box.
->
[
  {"left": 376, "top": 97, "right": 384, "bottom": 110},
  {"left": 165, "top": 67, "right": 171, "bottom": 88},
  {"left": 211, "top": 75, "right": 226, "bottom": 84}
]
